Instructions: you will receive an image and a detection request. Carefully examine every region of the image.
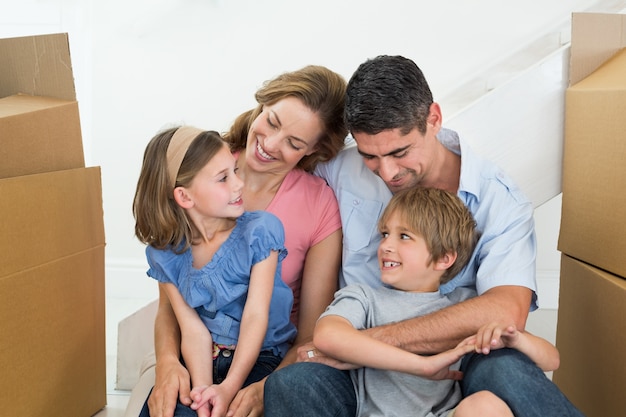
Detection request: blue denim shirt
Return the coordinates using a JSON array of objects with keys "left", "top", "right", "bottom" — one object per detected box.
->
[
  {"left": 146, "top": 211, "right": 297, "bottom": 357},
  {"left": 315, "top": 128, "right": 538, "bottom": 310}
]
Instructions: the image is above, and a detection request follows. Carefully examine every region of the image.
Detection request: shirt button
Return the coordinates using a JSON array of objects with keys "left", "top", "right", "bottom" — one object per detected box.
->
[
  {"left": 353, "top": 199, "right": 360, "bottom": 206},
  {"left": 222, "top": 349, "right": 232, "bottom": 358}
]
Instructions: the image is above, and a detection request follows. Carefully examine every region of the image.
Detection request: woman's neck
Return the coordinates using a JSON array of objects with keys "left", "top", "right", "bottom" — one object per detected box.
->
[{"left": 236, "top": 153, "right": 288, "bottom": 211}]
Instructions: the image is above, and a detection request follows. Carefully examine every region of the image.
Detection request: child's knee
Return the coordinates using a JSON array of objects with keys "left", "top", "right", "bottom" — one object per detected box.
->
[{"left": 453, "top": 390, "right": 513, "bottom": 417}]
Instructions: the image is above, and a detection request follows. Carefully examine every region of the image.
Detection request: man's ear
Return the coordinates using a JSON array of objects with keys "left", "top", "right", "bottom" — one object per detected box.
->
[
  {"left": 427, "top": 102, "right": 443, "bottom": 131},
  {"left": 434, "top": 251, "right": 457, "bottom": 271},
  {"left": 173, "top": 187, "right": 194, "bottom": 209}
]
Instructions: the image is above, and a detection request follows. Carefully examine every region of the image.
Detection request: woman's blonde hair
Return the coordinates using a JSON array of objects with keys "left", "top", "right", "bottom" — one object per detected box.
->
[
  {"left": 378, "top": 187, "right": 479, "bottom": 283},
  {"left": 133, "top": 127, "right": 226, "bottom": 252},
  {"left": 224, "top": 65, "right": 348, "bottom": 172}
]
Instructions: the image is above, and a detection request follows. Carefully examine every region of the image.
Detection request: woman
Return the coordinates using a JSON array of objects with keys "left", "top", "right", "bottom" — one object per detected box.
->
[{"left": 136, "top": 65, "right": 347, "bottom": 417}]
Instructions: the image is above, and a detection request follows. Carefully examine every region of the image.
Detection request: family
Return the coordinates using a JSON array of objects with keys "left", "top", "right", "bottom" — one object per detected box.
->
[{"left": 132, "top": 55, "right": 585, "bottom": 417}]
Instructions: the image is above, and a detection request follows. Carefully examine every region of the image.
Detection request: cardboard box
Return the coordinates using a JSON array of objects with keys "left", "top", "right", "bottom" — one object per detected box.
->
[
  {"left": 553, "top": 255, "right": 626, "bottom": 417},
  {"left": 0, "top": 33, "right": 84, "bottom": 178},
  {"left": 0, "top": 32, "right": 106, "bottom": 417},
  {"left": 0, "top": 94, "right": 84, "bottom": 178},
  {"left": 558, "top": 12, "right": 626, "bottom": 278},
  {"left": 0, "top": 168, "right": 106, "bottom": 417}
]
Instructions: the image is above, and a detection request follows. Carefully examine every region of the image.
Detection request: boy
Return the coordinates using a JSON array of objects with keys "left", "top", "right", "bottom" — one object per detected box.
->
[{"left": 313, "top": 187, "right": 561, "bottom": 417}]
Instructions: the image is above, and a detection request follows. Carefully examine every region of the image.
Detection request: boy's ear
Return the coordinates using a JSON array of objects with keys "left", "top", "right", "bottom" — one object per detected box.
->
[
  {"left": 173, "top": 187, "right": 194, "bottom": 209},
  {"left": 434, "top": 252, "right": 457, "bottom": 271}
]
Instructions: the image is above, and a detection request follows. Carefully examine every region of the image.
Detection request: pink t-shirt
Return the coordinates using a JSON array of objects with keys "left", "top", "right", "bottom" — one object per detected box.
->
[{"left": 266, "top": 169, "right": 342, "bottom": 325}]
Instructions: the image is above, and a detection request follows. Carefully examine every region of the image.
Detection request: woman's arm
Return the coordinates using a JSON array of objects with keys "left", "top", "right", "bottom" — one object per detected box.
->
[
  {"left": 160, "top": 283, "right": 213, "bottom": 389},
  {"left": 286, "top": 229, "right": 341, "bottom": 363},
  {"left": 147, "top": 285, "right": 192, "bottom": 417}
]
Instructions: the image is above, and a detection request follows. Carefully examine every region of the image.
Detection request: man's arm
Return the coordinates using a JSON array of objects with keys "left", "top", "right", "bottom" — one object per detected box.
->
[{"left": 365, "top": 285, "right": 532, "bottom": 354}]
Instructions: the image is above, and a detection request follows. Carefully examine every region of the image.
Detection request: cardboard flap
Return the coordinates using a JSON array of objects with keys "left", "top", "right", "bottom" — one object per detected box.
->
[
  {"left": 570, "top": 12, "right": 626, "bottom": 86},
  {"left": 0, "top": 33, "right": 76, "bottom": 101}
]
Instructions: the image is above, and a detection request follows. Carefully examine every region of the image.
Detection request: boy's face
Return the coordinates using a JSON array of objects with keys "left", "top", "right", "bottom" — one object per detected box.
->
[{"left": 377, "top": 211, "right": 442, "bottom": 292}]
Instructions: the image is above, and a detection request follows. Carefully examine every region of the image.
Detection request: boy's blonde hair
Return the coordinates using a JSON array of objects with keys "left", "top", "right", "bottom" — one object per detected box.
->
[{"left": 378, "top": 187, "right": 479, "bottom": 283}]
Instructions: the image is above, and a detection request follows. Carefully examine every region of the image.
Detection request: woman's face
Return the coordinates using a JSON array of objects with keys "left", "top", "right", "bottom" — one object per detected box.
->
[{"left": 245, "top": 96, "right": 323, "bottom": 174}]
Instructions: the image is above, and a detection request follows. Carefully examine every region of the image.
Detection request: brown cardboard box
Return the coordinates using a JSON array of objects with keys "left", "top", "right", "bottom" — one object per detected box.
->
[
  {"left": 0, "top": 94, "right": 84, "bottom": 178},
  {"left": 0, "top": 33, "right": 84, "bottom": 178},
  {"left": 0, "top": 33, "right": 106, "bottom": 417},
  {"left": 0, "top": 167, "right": 106, "bottom": 417},
  {"left": 558, "top": 12, "right": 626, "bottom": 278},
  {"left": 553, "top": 255, "right": 626, "bottom": 417}
]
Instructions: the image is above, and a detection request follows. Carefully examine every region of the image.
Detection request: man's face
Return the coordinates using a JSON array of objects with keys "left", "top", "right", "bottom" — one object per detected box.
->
[{"left": 354, "top": 127, "right": 435, "bottom": 194}]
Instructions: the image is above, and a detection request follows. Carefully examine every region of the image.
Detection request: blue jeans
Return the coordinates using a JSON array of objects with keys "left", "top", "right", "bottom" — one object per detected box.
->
[
  {"left": 139, "top": 350, "right": 281, "bottom": 417},
  {"left": 460, "top": 348, "right": 585, "bottom": 417},
  {"left": 264, "top": 362, "right": 355, "bottom": 417},
  {"left": 264, "top": 349, "right": 585, "bottom": 417}
]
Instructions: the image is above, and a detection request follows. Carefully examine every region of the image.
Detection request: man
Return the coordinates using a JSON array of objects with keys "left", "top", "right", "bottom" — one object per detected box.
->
[{"left": 264, "top": 55, "right": 582, "bottom": 417}]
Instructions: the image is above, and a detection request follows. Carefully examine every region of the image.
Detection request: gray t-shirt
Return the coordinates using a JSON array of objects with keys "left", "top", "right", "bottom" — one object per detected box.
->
[{"left": 320, "top": 284, "right": 476, "bottom": 417}]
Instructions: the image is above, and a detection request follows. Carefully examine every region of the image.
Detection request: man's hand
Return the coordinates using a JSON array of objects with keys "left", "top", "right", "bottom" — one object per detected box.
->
[
  {"left": 296, "top": 341, "right": 359, "bottom": 370},
  {"left": 148, "top": 360, "right": 191, "bottom": 417}
]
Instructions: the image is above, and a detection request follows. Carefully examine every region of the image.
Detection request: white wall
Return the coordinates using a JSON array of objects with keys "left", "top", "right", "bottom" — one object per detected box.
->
[{"left": 4, "top": 0, "right": 626, "bottom": 355}]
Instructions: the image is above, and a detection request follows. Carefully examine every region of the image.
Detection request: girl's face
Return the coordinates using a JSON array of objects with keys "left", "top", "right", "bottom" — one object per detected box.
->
[
  {"left": 377, "top": 211, "right": 440, "bottom": 292},
  {"left": 245, "top": 96, "right": 323, "bottom": 174},
  {"left": 183, "top": 145, "right": 244, "bottom": 219}
]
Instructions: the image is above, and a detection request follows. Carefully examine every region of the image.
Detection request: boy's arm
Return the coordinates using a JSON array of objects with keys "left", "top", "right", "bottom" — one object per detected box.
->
[
  {"left": 160, "top": 283, "right": 213, "bottom": 388},
  {"left": 314, "top": 314, "right": 473, "bottom": 379},
  {"left": 511, "top": 329, "right": 560, "bottom": 372},
  {"left": 466, "top": 322, "right": 560, "bottom": 372}
]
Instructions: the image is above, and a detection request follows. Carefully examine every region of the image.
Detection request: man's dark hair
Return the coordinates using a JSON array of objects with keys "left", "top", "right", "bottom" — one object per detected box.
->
[{"left": 344, "top": 55, "right": 433, "bottom": 136}]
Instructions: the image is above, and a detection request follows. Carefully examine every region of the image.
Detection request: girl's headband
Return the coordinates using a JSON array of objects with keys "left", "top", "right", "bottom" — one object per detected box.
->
[{"left": 166, "top": 126, "right": 203, "bottom": 188}]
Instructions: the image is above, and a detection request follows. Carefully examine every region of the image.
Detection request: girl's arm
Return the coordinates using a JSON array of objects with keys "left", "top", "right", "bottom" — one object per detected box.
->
[
  {"left": 314, "top": 314, "right": 474, "bottom": 379},
  {"left": 226, "top": 230, "right": 342, "bottom": 417},
  {"left": 225, "top": 251, "right": 277, "bottom": 388},
  {"left": 193, "top": 251, "right": 278, "bottom": 416},
  {"left": 160, "top": 283, "right": 213, "bottom": 389}
]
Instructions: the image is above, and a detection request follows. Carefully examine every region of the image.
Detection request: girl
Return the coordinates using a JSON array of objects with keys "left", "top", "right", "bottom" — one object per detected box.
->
[{"left": 133, "top": 126, "right": 296, "bottom": 417}]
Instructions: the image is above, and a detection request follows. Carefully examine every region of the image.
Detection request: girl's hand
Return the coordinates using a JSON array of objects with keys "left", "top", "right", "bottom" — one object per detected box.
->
[{"left": 191, "top": 383, "right": 238, "bottom": 417}]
